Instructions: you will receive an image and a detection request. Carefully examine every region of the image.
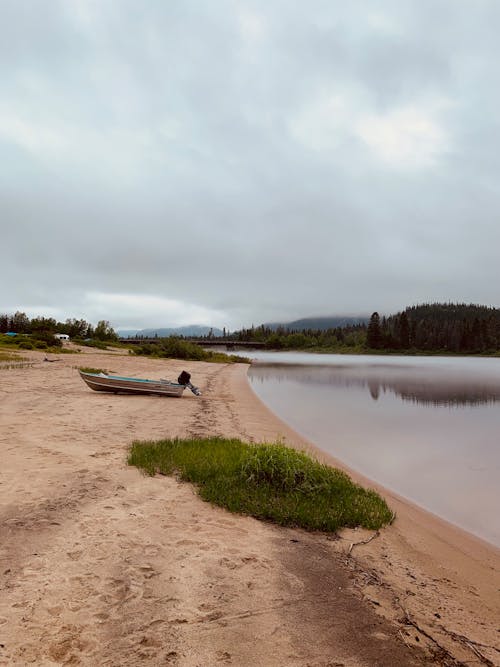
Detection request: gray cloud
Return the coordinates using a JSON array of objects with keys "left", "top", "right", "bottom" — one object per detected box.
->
[{"left": 1, "top": 0, "right": 499, "bottom": 329}]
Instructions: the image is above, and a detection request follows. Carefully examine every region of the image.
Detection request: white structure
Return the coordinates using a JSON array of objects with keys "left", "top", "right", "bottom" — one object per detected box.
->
[{"left": 55, "top": 333, "right": 70, "bottom": 341}]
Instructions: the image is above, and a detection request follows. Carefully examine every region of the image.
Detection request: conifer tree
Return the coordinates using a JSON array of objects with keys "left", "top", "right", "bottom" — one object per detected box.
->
[
  {"left": 399, "top": 311, "right": 410, "bottom": 348},
  {"left": 367, "top": 312, "right": 382, "bottom": 349}
]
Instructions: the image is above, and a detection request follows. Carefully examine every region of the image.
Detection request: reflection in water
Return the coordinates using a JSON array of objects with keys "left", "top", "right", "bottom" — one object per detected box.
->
[
  {"left": 248, "top": 354, "right": 500, "bottom": 546},
  {"left": 249, "top": 363, "right": 500, "bottom": 407}
]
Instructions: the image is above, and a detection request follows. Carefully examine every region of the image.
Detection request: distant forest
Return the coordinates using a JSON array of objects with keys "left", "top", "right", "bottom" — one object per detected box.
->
[
  {"left": 0, "top": 312, "right": 118, "bottom": 342},
  {"left": 366, "top": 303, "right": 500, "bottom": 353},
  {"left": 228, "top": 303, "right": 500, "bottom": 354},
  {"left": 2, "top": 303, "right": 500, "bottom": 355}
]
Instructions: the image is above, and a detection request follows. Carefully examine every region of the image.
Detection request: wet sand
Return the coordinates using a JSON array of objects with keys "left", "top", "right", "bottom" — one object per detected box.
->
[{"left": 0, "top": 347, "right": 498, "bottom": 666}]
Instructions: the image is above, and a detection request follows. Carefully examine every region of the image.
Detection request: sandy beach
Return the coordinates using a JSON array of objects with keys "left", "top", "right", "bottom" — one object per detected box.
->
[{"left": 0, "top": 347, "right": 498, "bottom": 667}]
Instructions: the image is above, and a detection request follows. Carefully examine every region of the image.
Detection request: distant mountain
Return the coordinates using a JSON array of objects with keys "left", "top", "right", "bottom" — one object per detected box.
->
[
  {"left": 264, "top": 316, "right": 369, "bottom": 331},
  {"left": 118, "top": 325, "right": 223, "bottom": 338},
  {"left": 117, "top": 329, "right": 140, "bottom": 337}
]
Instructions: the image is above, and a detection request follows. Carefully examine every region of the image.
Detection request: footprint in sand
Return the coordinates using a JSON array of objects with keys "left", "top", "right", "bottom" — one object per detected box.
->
[
  {"left": 139, "top": 565, "right": 158, "bottom": 580},
  {"left": 143, "top": 545, "right": 161, "bottom": 557},
  {"left": 46, "top": 606, "right": 63, "bottom": 617},
  {"left": 94, "top": 612, "right": 110, "bottom": 622}
]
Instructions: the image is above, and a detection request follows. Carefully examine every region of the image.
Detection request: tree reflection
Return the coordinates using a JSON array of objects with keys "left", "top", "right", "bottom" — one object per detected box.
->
[{"left": 249, "top": 363, "right": 500, "bottom": 407}]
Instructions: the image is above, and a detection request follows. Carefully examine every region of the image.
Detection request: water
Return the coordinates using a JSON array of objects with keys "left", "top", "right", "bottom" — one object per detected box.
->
[{"left": 248, "top": 353, "right": 500, "bottom": 547}]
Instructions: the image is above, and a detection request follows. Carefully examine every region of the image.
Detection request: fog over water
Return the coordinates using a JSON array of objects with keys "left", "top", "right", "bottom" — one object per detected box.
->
[{"left": 248, "top": 353, "right": 500, "bottom": 546}]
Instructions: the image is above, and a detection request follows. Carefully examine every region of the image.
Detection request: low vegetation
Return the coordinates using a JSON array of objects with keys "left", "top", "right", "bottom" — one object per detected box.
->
[
  {"left": 72, "top": 338, "right": 110, "bottom": 350},
  {"left": 0, "top": 348, "right": 36, "bottom": 369},
  {"left": 130, "top": 337, "right": 250, "bottom": 363},
  {"left": 0, "top": 351, "right": 23, "bottom": 363},
  {"left": 128, "top": 437, "right": 393, "bottom": 532},
  {"left": 78, "top": 366, "right": 109, "bottom": 375},
  {"left": 0, "top": 332, "right": 69, "bottom": 353}
]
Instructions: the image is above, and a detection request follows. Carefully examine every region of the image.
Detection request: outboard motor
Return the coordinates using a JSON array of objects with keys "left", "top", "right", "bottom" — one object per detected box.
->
[{"left": 178, "top": 370, "right": 202, "bottom": 396}]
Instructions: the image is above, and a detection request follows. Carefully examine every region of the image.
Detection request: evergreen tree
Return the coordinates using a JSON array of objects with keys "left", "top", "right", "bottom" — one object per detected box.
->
[
  {"left": 9, "top": 311, "right": 30, "bottom": 333},
  {"left": 399, "top": 312, "right": 410, "bottom": 348},
  {"left": 367, "top": 312, "right": 382, "bottom": 349}
]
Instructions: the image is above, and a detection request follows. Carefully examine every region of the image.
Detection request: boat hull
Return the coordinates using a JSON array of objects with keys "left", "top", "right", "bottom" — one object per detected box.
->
[{"left": 79, "top": 371, "right": 185, "bottom": 397}]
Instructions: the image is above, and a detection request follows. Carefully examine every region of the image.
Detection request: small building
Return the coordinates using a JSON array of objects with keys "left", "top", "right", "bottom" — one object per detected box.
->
[{"left": 55, "top": 333, "right": 70, "bottom": 341}]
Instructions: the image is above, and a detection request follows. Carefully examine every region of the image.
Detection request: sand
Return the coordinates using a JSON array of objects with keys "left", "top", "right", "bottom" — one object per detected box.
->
[{"left": 0, "top": 347, "right": 498, "bottom": 667}]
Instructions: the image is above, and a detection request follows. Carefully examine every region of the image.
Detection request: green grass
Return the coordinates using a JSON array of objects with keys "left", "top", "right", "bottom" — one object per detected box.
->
[
  {"left": 0, "top": 351, "right": 20, "bottom": 362},
  {"left": 128, "top": 437, "right": 393, "bottom": 532},
  {"left": 78, "top": 366, "right": 109, "bottom": 374},
  {"left": 72, "top": 338, "right": 110, "bottom": 350},
  {"left": 0, "top": 349, "right": 36, "bottom": 370},
  {"left": 0, "top": 333, "right": 77, "bottom": 354},
  {"left": 130, "top": 338, "right": 250, "bottom": 363}
]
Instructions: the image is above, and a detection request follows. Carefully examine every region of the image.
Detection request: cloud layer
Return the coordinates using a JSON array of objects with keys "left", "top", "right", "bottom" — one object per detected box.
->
[{"left": 1, "top": 1, "right": 499, "bottom": 329}]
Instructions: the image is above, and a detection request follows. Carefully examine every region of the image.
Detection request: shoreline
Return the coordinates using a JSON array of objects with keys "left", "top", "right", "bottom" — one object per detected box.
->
[
  {"left": 246, "top": 370, "right": 499, "bottom": 552},
  {"left": 1, "top": 349, "right": 498, "bottom": 666}
]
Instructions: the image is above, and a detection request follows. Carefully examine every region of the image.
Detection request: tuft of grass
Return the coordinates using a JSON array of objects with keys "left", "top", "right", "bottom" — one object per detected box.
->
[
  {"left": 128, "top": 437, "right": 392, "bottom": 532},
  {"left": 79, "top": 366, "right": 109, "bottom": 374},
  {"left": 0, "top": 351, "right": 20, "bottom": 362},
  {"left": 0, "top": 350, "right": 35, "bottom": 370}
]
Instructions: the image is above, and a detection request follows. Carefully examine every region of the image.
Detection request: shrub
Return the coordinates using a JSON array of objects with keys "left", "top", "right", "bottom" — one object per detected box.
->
[
  {"left": 0, "top": 334, "right": 20, "bottom": 346},
  {"left": 32, "top": 332, "right": 62, "bottom": 348},
  {"left": 128, "top": 438, "right": 392, "bottom": 532},
  {"left": 130, "top": 337, "right": 250, "bottom": 363}
]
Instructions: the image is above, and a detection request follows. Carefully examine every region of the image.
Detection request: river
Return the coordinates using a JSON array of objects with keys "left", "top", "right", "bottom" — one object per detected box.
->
[{"left": 247, "top": 352, "right": 500, "bottom": 547}]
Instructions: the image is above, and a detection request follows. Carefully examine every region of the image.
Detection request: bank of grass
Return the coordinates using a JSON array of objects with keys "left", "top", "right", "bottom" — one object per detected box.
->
[
  {"left": 130, "top": 338, "right": 250, "bottom": 364},
  {"left": 0, "top": 333, "right": 76, "bottom": 354},
  {"left": 128, "top": 437, "right": 393, "bottom": 532},
  {"left": 72, "top": 337, "right": 111, "bottom": 350},
  {"left": 78, "top": 366, "right": 110, "bottom": 374},
  {"left": 0, "top": 350, "right": 21, "bottom": 362}
]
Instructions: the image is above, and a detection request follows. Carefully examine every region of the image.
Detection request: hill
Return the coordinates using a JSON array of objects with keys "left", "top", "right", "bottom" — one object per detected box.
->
[
  {"left": 265, "top": 316, "right": 369, "bottom": 331},
  {"left": 118, "top": 325, "right": 223, "bottom": 338}
]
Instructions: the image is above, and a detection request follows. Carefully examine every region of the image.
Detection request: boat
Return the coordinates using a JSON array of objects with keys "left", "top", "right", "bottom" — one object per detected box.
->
[{"left": 79, "top": 370, "right": 186, "bottom": 397}]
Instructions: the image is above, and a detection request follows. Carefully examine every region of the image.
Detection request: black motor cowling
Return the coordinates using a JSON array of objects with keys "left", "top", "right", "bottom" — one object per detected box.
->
[
  {"left": 178, "top": 370, "right": 191, "bottom": 385},
  {"left": 177, "top": 370, "right": 202, "bottom": 395}
]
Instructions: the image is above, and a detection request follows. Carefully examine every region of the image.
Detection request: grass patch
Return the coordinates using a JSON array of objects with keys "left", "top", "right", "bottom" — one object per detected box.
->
[
  {"left": 0, "top": 351, "right": 21, "bottom": 362},
  {"left": 79, "top": 366, "right": 109, "bottom": 374},
  {"left": 130, "top": 337, "right": 250, "bottom": 363},
  {"left": 0, "top": 349, "right": 35, "bottom": 370},
  {"left": 128, "top": 437, "right": 392, "bottom": 532},
  {"left": 72, "top": 338, "right": 110, "bottom": 350},
  {"left": 0, "top": 333, "right": 75, "bottom": 354}
]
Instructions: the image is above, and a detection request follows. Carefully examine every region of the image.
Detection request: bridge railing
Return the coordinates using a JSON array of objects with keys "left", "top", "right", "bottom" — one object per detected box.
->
[{"left": 119, "top": 338, "right": 266, "bottom": 348}]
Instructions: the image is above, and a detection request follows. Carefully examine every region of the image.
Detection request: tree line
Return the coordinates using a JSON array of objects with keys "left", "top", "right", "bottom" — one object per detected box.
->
[
  {"left": 3, "top": 303, "right": 499, "bottom": 354},
  {"left": 225, "top": 303, "right": 500, "bottom": 354},
  {"left": 366, "top": 303, "right": 500, "bottom": 353},
  {"left": 0, "top": 311, "right": 118, "bottom": 341},
  {"left": 225, "top": 323, "right": 366, "bottom": 350}
]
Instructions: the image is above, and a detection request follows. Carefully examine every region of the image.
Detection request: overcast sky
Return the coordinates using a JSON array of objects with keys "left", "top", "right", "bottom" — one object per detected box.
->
[{"left": 1, "top": 1, "right": 499, "bottom": 330}]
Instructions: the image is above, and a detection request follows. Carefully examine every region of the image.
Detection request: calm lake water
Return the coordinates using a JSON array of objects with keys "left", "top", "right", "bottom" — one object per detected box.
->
[{"left": 247, "top": 353, "right": 500, "bottom": 547}]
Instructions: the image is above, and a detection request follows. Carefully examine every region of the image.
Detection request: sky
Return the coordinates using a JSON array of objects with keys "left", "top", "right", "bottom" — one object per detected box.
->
[{"left": 1, "top": 0, "right": 499, "bottom": 331}]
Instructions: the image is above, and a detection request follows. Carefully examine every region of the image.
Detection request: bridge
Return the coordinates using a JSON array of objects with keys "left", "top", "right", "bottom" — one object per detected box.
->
[{"left": 119, "top": 338, "right": 267, "bottom": 349}]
